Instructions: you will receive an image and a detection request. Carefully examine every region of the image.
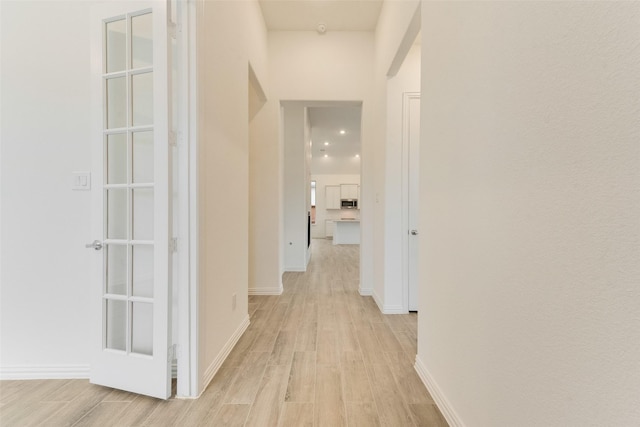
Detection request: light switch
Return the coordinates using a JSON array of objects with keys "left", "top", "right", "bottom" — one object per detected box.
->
[{"left": 72, "top": 172, "right": 91, "bottom": 191}]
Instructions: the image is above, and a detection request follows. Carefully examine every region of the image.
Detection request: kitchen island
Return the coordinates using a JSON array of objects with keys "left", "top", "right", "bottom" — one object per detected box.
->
[{"left": 333, "top": 219, "right": 360, "bottom": 245}]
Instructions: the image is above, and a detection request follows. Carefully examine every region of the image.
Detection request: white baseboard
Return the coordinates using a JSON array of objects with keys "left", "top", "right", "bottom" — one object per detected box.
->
[
  {"left": 414, "top": 356, "right": 465, "bottom": 427},
  {"left": 4, "top": 361, "right": 178, "bottom": 381},
  {"left": 371, "top": 291, "right": 406, "bottom": 313},
  {"left": 0, "top": 364, "right": 90, "bottom": 380},
  {"left": 2, "top": 362, "right": 179, "bottom": 381},
  {"left": 199, "top": 314, "right": 250, "bottom": 396},
  {"left": 359, "top": 286, "right": 372, "bottom": 296},
  {"left": 284, "top": 266, "right": 306, "bottom": 272},
  {"left": 372, "top": 289, "right": 384, "bottom": 311},
  {"left": 248, "top": 284, "right": 283, "bottom": 295},
  {"left": 380, "top": 304, "right": 406, "bottom": 314}
]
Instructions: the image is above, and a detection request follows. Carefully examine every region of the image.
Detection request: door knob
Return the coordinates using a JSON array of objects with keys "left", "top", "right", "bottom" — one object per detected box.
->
[
  {"left": 85, "top": 240, "right": 103, "bottom": 250},
  {"left": 410, "top": 230, "right": 419, "bottom": 236}
]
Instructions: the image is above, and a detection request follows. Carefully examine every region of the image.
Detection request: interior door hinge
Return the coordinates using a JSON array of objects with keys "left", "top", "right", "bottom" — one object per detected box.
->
[
  {"left": 168, "top": 22, "right": 177, "bottom": 39},
  {"left": 169, "top": 237, "right": 178, "bottom": 253},
  {"left": 169, "top": 131, "right": 177, "bottom": 147},
  {"left": 168, "top": 344, "right": 177, "bottom": 362}
]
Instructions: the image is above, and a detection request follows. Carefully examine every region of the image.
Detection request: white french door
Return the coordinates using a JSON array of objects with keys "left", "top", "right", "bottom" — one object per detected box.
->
[{"left": 89, "top": 1, "right": 172, "bottom": 399}]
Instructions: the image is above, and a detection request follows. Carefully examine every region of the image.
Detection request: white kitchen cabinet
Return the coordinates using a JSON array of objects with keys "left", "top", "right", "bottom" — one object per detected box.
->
[
  {"left": 340, "top": 184, "right": 358, "bottom": 200},
  {"left": 325, "top": 185, "right": 341, "bottom": 209},
  {"left": 333, "top": 220, "right": 360, "bottom": 245},
  {"left": 325, "top": 220, "right": 334, "bottom": 238}
]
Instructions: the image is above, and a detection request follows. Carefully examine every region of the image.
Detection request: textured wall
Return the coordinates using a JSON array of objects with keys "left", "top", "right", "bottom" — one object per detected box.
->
[
  {"left": 1, "top": 1, "right": 93, "bottom": 376},
  {"left": 197, "top": 0, "right": 268, "bottom": 393},
  {"left": 417, "top": 2, "right": 640, "bottom": 425}
]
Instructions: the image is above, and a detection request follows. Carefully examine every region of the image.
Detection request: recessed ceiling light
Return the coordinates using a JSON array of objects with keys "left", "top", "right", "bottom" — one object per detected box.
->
[
  {"left": 355, "top": 154, "right": 360, "bottom": 158},
  {"left": 324, "top": 142, "right": 329, "bottom": 146},
  {"left": 324, "top": 154, "right": 328, "bottom": 158},
  {"left": 339, "top": 130, "right": 346, "bottom": 135}
]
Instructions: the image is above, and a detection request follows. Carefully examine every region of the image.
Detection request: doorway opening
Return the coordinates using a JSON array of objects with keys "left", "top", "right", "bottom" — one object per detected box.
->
[
  {"left": 281, "top": 101, "right": 363, "bottom": 274},
  {"left": 308, "top": 104, "right": 362, "bottom": 246}
]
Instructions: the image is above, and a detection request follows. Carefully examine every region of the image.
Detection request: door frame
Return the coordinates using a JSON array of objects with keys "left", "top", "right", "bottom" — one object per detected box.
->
[
  {"left": 401, "top": 92, "right": 420, "bottom": 313},
  {"left": 175, "top": 0, "right": 199, "bottom": 398}
]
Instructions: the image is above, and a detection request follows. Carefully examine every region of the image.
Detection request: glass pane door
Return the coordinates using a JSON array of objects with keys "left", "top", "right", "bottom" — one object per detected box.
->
[
  {"left": 103, "top": 10, "right": 155, "bottom": 358},
  {"left": 91, "top": 0, "right": 170, "bottom": 400}
]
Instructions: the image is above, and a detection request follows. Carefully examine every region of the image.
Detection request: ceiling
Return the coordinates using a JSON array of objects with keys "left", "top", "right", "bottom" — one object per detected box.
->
[
  {"left": 309, "top": 106, "right": 361, "bottom": 175},
  {"left": 259, "top": 0, "right": 383, "bottom": 32}
]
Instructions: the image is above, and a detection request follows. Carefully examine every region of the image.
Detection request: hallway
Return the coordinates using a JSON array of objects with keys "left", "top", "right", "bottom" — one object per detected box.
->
[
  {"left": 217, "top": 239, "right": 447, "bottom": 426},
  {"left": 0, "top": 239, "right": 446, "bottom": 426}
]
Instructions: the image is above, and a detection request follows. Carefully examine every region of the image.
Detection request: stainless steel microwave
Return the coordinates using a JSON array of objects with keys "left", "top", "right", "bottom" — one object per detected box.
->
[{"left": 341, "top": 200, "right": 358, "bottom": 209}]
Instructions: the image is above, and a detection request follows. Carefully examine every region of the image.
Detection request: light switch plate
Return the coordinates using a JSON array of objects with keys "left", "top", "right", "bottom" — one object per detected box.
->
[{"left": 71, "top": 172, "right": 91, "bottom": 191}]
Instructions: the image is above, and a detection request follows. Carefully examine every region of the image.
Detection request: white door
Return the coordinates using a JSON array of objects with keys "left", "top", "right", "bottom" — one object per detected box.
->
[
  {"left": 89, "top": 0, "right": 172, "bottom": 399},
  {"left": 406, "top": 93, "right": 421, "bottom": 311}
]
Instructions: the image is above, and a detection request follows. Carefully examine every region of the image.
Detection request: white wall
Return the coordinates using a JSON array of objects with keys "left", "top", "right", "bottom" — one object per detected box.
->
[
  {"left": 196, "top": 0, "right": 268, "bottom": 393},
  {"left": 282, "top": 103, "right": 308, "bottom": 272},
  {"left": 0, "top": 1, "right": 93, "bottom": 377},
  {"left": 417, "top": 2, "right": 640, "bottom": 426},
  {"left": 311, "top": 156, "right": 361, "bottom": 176},
  {"left": 247, "top": 0, "right": 282, "bottom": 296},
  {"left": 370, "top": 0, "right": 420, "bottom": 305},
  {"left": 268, "top": 31, "right": 374, "bottom": 101},
  {"left": 311, "top": 175, "right": 361, "bottom": 238},
  {"left": 249, "top": 89, "right": 281, "bottom": 295}
]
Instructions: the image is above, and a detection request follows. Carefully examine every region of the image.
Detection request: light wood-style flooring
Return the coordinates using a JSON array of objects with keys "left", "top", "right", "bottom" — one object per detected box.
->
[{"left": 0, "top": 239, "right": 447, "bottom": 426}]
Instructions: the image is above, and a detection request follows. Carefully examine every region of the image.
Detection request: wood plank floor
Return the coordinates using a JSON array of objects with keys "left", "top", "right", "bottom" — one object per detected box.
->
[{"left": 0, "top": 239, "right": 447, "bottom": 426}]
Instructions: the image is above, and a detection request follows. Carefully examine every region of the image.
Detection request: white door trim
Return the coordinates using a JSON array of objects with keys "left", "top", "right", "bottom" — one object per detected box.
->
[{"left": 175, "top": 0, "right": 199, "bottom": 398}]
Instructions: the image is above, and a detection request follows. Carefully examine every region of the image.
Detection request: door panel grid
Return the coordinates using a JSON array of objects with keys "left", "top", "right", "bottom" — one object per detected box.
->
[
  {"left": 92, "top": 0, "right": 170, "bottom": 399},
  {"left": 102, "top": 10, "right": 155, "bottom": 357}
]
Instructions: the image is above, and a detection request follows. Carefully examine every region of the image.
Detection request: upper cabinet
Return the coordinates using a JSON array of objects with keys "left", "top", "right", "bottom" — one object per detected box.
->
[
  {"left": 340, "top": 184, "right": 358, "bottom": 200},
  {"left": 325, "top": 185, "right": 341, "bottom": 209}
]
